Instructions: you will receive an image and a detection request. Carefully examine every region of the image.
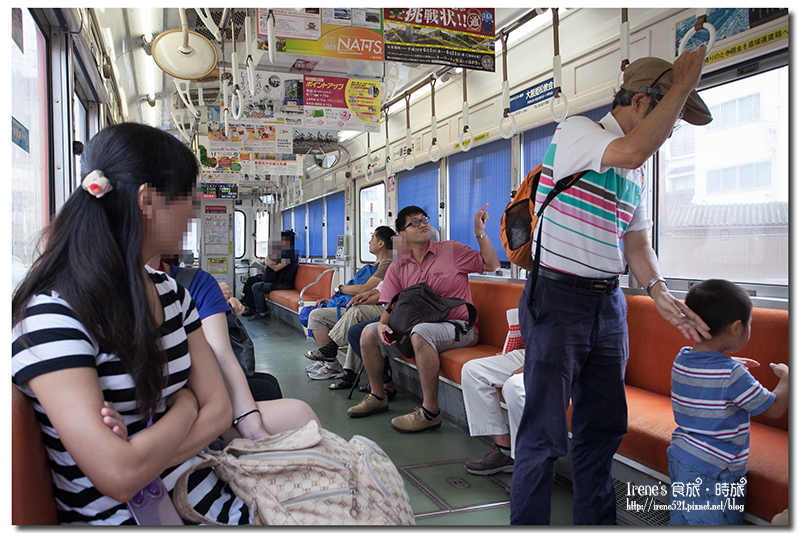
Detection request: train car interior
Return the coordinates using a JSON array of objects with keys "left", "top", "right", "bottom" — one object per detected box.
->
[{"left": 11, "top": 6, "right": 789, "bottom": 526}]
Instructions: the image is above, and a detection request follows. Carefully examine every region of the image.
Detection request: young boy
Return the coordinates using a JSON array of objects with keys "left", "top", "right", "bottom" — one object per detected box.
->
[{"left": 668, "top": 279, "right": 788, "bottom": 525}]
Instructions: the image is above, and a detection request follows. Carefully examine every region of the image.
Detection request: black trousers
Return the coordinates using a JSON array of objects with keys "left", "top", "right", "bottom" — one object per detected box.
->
[{"left": 241, "top": 275, "right": 263, "bottom": 309}]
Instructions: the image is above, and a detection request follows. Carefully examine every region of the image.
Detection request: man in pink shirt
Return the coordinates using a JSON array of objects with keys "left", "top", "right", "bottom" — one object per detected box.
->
[{"left": 347, "top": 204, "right": 501, "bottom": 433}]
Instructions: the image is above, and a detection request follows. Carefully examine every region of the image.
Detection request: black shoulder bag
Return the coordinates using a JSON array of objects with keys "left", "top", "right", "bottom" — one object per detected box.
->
[
  {"left": 174, "top": 267, "right": 256, "bottom": 377},
  {"left": 387, "top": 282, "right": 478, "bottom": 358}
]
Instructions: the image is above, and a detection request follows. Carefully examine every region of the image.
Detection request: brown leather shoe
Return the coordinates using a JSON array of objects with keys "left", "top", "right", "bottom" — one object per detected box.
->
[
  {"left": 464, "top": 446, "right": 514, "bottom": 475},
  {"left": 390, "top": 407, "right": 442, "bottom": 433},
  {"left": 347, "top": 393, "right": 389, "bottom": 418}
]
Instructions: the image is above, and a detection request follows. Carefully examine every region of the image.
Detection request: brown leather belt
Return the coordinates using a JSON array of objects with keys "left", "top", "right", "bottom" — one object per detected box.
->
[{"left": 538, "top": 266, "right": 619, "bottom": 293}]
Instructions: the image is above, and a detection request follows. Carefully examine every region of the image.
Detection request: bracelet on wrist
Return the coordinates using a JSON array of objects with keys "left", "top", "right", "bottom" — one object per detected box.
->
[{"left": 232, "top": 408, "right": 259, "bottom": 427}]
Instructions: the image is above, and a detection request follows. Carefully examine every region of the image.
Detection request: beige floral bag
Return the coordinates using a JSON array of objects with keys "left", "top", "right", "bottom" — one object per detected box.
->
[{"left": 172, "top": 421, "right": 415, "bottom": 526}]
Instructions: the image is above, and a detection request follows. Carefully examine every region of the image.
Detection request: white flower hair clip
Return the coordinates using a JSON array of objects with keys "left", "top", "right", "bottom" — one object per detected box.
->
[{"left": 82, "top": 170, "right": 113, "bottom": 198}]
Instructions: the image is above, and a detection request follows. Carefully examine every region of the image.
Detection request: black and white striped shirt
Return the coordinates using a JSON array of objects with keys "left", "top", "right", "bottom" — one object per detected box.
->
[{"left": 12, "top": 266, "right": 250, "bottom": 525}]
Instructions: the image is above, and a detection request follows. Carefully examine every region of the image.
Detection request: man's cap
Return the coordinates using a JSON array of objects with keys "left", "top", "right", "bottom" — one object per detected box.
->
[{"left": 620, "top": 57, "right": 712, "bottom": 126}]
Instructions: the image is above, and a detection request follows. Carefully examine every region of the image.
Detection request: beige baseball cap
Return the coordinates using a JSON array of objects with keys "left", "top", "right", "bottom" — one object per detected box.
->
[{"left": 620, "top": 57, "right": 712, "bottom": 126}]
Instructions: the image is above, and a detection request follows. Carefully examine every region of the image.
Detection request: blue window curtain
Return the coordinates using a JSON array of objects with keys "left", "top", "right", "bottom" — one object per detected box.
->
[
  {"left": 282, "top": 209, "right": 292, "bottom": 232},
  {"left": 523, "top": 104, "right": 612, "bottom": 173},
  {"left": 294, "top": 206, "right": 306, "bottom": 258},
  {"left": 325, "top": 192, "right": 345, "bottom": 259},
  {"left": 397, "top": 162, "right": 439, "bottom": 232},
  {"left": 308, "top": 198, "right": 324, "bottom": 257},
  {"left": 448, "top": 138, "right": 512, "bottom": 262}
]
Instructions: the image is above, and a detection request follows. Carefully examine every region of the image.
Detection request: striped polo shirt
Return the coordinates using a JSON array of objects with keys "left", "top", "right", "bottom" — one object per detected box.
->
[
  {"left": 668, "top": 347, "right": 775, "bottom": 478},
  {"left": 534, "top": 112, "right": 651, "bottom": 278}
]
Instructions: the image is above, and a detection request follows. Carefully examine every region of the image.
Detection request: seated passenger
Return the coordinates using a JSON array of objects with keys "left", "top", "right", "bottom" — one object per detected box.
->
[
  {"left": 461, "top": 350, "right": 525, "bottom": 475},
  {"left": 304, "top": 226, "right": 395, "bottom": 384},
  {"left": 347, "top": 205, "right": 501, "bottom": 433},
  {"left": 668, "top": 279, "right": 788, "bottom": 526},
  {"left": 150, "top": 256, "right": 319, "bottom": 439},
  {"left": 11, "top": 124, "right": 316, "bottom": 524},
  {"left": 244, "top": 230, "right": 299, "bottom": 320}
]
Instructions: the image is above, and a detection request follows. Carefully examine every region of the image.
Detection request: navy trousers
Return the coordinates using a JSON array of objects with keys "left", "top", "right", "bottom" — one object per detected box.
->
[{"left": 510, "top": 275, "right": 629, "bottom": 525}]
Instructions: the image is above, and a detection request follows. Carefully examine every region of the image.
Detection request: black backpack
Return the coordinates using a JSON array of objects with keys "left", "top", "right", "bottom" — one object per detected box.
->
[
  {"left": 387, "top": 282, "right": 477, "bottom": 358},
  {"left": 174, "top": 267, "right": 256, "bottom": 377}
]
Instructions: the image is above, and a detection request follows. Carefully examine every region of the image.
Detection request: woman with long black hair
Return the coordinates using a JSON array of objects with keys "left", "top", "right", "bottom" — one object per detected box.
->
[{"left": 11, "top": 123, "right": 302, "bottom": 524}]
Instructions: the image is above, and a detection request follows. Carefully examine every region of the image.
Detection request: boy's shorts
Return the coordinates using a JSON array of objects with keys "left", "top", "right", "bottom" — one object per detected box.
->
[{"left": 667, "top": 449, "right": 746, "bottom": 525}]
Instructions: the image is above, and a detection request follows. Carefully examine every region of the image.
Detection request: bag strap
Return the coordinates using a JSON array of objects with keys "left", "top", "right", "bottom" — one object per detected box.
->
[
  {"left": 526, "top": 122, "right": 604, "bottom": 307},
  {"left": 171, "top": 456, "right": 227, "bottom": 526},
  {"left": 173, "top": 266, "right": 199, "bottom": 290}
]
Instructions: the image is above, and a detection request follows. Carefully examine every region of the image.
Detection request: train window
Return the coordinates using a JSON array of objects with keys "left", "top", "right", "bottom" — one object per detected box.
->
[
  {"left": 12, "top": 8, "right": 50, "bottom": 288},
  {"left": 658, "top": 66, "right": 788, "bottom": 287},
  {"left": 184, "top": 219, "right": 200, "bottom": 266},
  {"left": 234, "top": 210, "right": 245, "bottom": 259},
  {"left": 308, "top": 198, "right": 324, "bottom": 257},
  {"left": 72, "top": 95, "right": 88, "bottom": 190},
  {"left": 326, "top": 191, "right": 345, "bottom": 260},
  {"left": 255, "top": 210, "right": 270, "bottom": 258},
  {"left": 397, "top": 163, "right": 439, "bottom": 232},
  {"left": 359, "top": 183, "right": 386, "bottom": 263},
  {"left": 449, "top": 138, "right": 512, "bottom": 263},
  {"left": 294, "top": 206, "right": 307, "bottom": 258}
]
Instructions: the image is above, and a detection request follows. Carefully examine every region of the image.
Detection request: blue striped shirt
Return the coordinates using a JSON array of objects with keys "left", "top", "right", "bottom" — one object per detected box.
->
[{"left": 668, "top": 347, "right": 775, "bottom": 477}]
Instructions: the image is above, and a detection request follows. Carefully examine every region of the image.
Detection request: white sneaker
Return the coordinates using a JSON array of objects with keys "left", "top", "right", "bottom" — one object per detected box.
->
[
  {"left": 307, "top": 362, "right": 344, "bottom": 380},
  {"left": 306, "top": 361, "right": 327, "bottom": 372}
]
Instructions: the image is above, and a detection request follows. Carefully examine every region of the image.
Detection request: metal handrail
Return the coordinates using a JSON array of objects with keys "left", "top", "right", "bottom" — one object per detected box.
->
[{"left": 298, "top": 267, "right": 337, "bottom": 308}]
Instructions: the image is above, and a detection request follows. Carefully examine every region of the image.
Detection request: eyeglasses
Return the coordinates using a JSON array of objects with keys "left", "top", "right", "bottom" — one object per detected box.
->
[{"left": 401, "top": 216, "right": 430, "bottom": 231}]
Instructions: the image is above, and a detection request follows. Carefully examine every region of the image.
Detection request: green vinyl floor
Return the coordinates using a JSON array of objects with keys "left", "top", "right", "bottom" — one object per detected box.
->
[{"left": 244, "top": 315, "right": 575, "bottom": 526}]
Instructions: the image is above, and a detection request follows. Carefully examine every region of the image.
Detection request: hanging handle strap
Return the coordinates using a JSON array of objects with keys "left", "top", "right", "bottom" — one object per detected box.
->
[
  {"left": 459, "top": 70, "right": 473, "bottom": 152},
  {"left": 384, "top": 108, "right": 393, "bottom": 177},
  {"left": 244, "top": 11, "right": 256, "bottom": 97},
  {"left": 499, "top": 30, "right": 516, "bottom": 139},
  {"left": 428, "top": 76, "right": 441, "bottom": 162},
  {"left": 616, "top": 8, "right": 630, "bottom": 91},
  {"left": 365, "top": 132, "right": 374, "bottom": 182},
  {"left": 403, "top": 93, "right": 416, "bottom": 171},
  {"left": 266, "top": 10, "right": 277, "bottom": 63},
  {"left": 678, "top": 9, "right": 717, "bottom": 57},
  {"left": 550, "top": 8, "right": 569, "bottom": 123}
]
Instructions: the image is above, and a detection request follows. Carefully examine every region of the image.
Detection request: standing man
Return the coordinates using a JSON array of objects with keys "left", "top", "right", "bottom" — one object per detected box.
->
[
  {"left": 510, "top": 48, "right": 713, "bottom": 524},
  {"left": 347, "top": 205, "right": 501, "bottom": 433}
]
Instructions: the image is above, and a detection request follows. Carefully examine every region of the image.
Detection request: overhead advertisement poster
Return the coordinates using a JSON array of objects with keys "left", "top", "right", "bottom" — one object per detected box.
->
[
  {"left": 303, "top": 75, "right": 381, "bottom": 132},
  {"left": 235, "top": 70, "right": 304, "bottom": 127},
  {"left": 257, "top": 8, "right": 384, "bottom": 62},
  {"left": 383, "top": 8, "right": 495, "bottom": 72}
]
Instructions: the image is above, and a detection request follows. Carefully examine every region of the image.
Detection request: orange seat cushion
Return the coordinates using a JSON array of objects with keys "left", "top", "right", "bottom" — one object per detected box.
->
[
  {"left": 12, "top": 387, "right": 58, "bottom": 525},
  {"left": 265, "top": 264, "right": 334, "bottom": 312}
]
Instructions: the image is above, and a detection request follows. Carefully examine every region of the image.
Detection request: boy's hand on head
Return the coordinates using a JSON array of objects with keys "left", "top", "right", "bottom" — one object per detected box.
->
[{"left": 770, "top": 363, "right": 788, "bottom": 379}]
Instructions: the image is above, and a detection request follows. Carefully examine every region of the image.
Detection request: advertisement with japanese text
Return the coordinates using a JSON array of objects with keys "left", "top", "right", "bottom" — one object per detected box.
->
[
  {"left": 257, "top": 8, "right": 383, "bottom": 62},
  {"left": 303, "top": 75, "right": 381, "bottom": 132},
  {"left": 383, "top": 8, "right": 495, "bottom": 71}
]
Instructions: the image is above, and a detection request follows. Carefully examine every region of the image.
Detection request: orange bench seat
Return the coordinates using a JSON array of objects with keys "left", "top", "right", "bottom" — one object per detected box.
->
[{"left": 265, "top": 263, "right": 335, "bottom": 312}]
